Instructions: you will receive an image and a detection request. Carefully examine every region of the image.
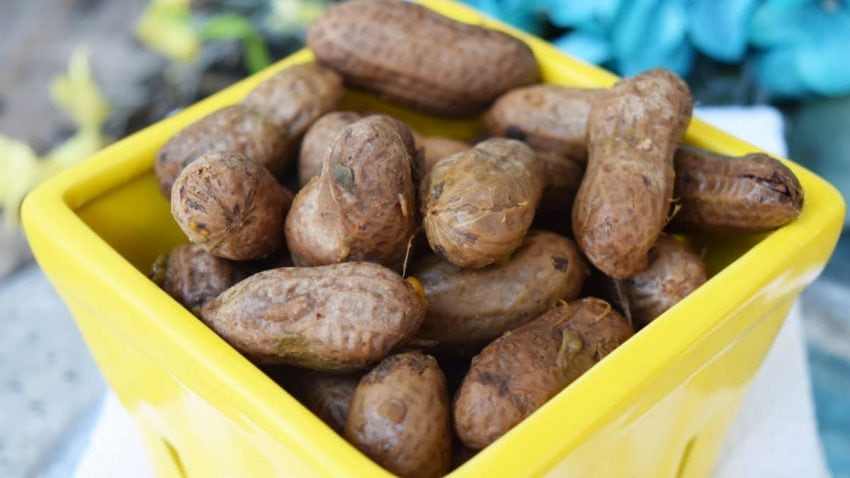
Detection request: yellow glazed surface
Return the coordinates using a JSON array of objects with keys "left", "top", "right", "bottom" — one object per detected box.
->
[{"left": 22, "top": 1, "right": 845, "bottom": 476}]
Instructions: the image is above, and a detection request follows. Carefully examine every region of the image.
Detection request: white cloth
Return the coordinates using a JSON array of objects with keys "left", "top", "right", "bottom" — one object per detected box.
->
[{"left": 73, "top": 107, "right": 829, "bottom": 478}]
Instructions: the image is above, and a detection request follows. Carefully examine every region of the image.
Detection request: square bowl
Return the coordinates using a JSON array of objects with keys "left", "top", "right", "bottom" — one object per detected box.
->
[{"left": 22, "top": 1, "right": 845, "bottom": 476}]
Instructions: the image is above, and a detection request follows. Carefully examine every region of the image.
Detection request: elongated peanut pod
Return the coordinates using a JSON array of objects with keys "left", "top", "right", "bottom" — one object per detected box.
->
[
  {"left": 454, "top": 298, "right": 632, "bottom": 449},
  {"left": 412, "top": 231, "right": 589, "bottom": 348},
  {"left": 572, "top": 69, "right": 693, "bottom": 279},
  {"left": 670, "top": 146, "right": 804, "bottom": 233},
  {"left": 200, "top": 262, "right": 426, "bottom": 371},
  {"left": 307, "top": 0, "right": 539, "bottom": 117}
]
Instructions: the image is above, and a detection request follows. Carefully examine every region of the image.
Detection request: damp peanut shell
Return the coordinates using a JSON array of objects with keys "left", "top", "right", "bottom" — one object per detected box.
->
[
  {"left": 422, "top": 138, "right": 544, "bottom": 269},
  {"left": 670, "top": 146, "right": 804, "bottom": 233},
  {"left": 307, "top": 0, "right": 539, "bottom": 117},
  {"left": 170, "top": 152, "right": 293, "bottom": 260},
  {"left": 453, "top": 297, "right": 632, "bottom": 450},
  {"left": 412, "top": 231, "right": 589, "bottom": 348},
  {"left": 200, "top": 262, "right": 426, "bottom": 371},
  {"left": 619, "top": 235, "right": 707, "bottom": 327},
  {"left": 572, "top": 69, "right": 693, "bottom": 279},
  {"left": 345, "top": 351, "right": 451, "bottom": 478},
  {"left": 285, "top": 115, "right": 417, "bottom": 268}
]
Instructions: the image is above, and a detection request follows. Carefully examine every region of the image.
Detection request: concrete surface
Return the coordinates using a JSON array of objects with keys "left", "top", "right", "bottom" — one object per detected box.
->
[
  {"left": 0, "top": 263, "right": 104, "bottom": 478},
  {"left": 0, "top": 0, "right": 158, "bottom": 151},
  {"left": 0, "top": 223, "right": 32, "bottom": 280}
]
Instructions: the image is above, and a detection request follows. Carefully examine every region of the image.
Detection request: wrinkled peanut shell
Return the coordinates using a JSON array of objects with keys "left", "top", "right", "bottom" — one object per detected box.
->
[
  {"left": 573, "top": 69, "right": 693, "bottom": 279},
  {"left": 307, "top": 0, "right": 539, "bottom": 117},
  {"left": 200, "top": 262, "right": 426, "bottom": 371},
  {"left": 171, "top": 152, "right": 293, "bottom": 260},
  {"left": 345, "top": 351, "right": 451, "bottom": 478},
  {"left": 454, "top": 297, "right": 632, "bottom": 449}
]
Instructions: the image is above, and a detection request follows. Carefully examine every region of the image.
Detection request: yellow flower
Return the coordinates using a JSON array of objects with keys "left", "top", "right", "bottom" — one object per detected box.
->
[
  {"left": 136, "top": 0, "right": 201, "bottom": 62},
  {"left": 266, "top": 0, "right": 329, "bottom": 33},
  {"left": 49, "top": 47, "right": 111, "bottom": 129},
  {"left": 0, "top": 47, "right": 110, "bottom": 231},
  {"left": 0, "top": 137, "right": 39, "bottom": 232}
]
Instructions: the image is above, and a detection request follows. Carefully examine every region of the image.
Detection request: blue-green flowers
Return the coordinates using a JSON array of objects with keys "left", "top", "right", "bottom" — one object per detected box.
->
[{"left": 462, "top": 0, "right": 850, "bottom": 98}]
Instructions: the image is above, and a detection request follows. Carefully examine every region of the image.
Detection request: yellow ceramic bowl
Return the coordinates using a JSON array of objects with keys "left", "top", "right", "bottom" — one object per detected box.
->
[{"left": 22, "top": 1, "right": 845, "bottom": 476}]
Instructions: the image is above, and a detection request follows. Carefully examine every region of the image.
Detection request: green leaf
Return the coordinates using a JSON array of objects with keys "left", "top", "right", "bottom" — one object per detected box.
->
[
  {"left": 243, "top": 34, "right": 271, "bottom": 73},
  {"left": 201, "top": 13, "right": 257, "bottom": 40}
]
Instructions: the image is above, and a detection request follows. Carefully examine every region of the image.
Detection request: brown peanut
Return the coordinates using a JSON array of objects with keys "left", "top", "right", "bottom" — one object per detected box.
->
[
  {"left": 345, "top": 351, "right": 451, "bottom": 478},
  {"left": 200, "top": 262, "right": 426, "bottom": 371},
  {"left": 670, "top": 146, "right": 804, "bottom": 233},
  {"left": 422, "top": 138, "right": 544, "bottom": 268},
  {"left": 619, "top": 235, "right": 707, "bottom": 327},
  {"left": 485, "top": 85, "right": 600, "bottom": 160},
  {"left": 412, "top": 231, "right": 589, "bottom": 348},
  {"left": 285, "top": 115, "right": 417, "bottom": 268},
  {"left": 454, "top": 298, "right": 632, "bottom": 450},
  {"left": 573, "top": 69, "right": 693, "bottom": 279},
  {"left": 150, "top": 243, "right": 249, "bottom": 312},
  {"left": 170, "top": 152, "right": 293, "bottom": 260},
  {"left": 307, "top": 0, "right": 539, "bottom": 117},
  {"left": 242, "top": 62, "right": 344, "bottom": 139}
]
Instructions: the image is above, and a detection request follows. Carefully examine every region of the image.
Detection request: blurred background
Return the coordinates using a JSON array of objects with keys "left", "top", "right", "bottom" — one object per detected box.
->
[{"left": 0, "top": 0, "right": 848, "bottom": 476}]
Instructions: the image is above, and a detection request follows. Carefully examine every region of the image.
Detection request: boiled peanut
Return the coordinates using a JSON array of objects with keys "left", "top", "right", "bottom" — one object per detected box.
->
[
  {"left": 345, "top": 351, "right": 451, "bottom": 478},
  {"left": 573, "top": 69, "right": 693, "bottom": 279},
  {"left": 285, "top": 115, "right": 417, "bottom": 269},
  {"left": 242, "top": 62, "right": 344, "bottom": 139},
  {"left": 200, "top": 262, "right": 426, "bottom": 371},
  {"left": 619, "top": 235, "right": 707, "bottom": 327},
  {"left": 307, "top": 0, "right": 539, "bottom": 117},
  {"left": 454, "top": 297, "right": 632, "bottom": 449},
  {"left": 670, "top": 145, "right": 804, "bottom": 233},
  {"left": 422, "top": 138, "right": 544, "bottom": 268},
  {"left": 170, "top": 152, "right": 293, "bottom": 260},
  {"left": 412, "top": 231, "right": 589, "bottom": 348}
]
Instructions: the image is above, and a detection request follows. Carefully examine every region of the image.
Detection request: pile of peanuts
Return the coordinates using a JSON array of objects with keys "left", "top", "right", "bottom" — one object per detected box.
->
[{"left": 149, "top": 1, "right": 804, "bottom": 476}]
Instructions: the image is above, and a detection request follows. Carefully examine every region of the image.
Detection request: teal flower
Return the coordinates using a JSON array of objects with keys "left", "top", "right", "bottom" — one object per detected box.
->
[
  {"left": 610, "top": 0, "right": 693, "bottom": 76},
  {"left": 460, "top": 0, "right": 850, "bottom": 97},
  {"left": 461, "top": 0, "right": 548, "bottom": 36},
  {"left": 688, "top": 0, "right": 761, "bottom": 63},
  {"left": 549, "top": 0, "right": 693, "bottom": 76},
  {"left": 750, "top": 0, "right": 850, "bottom": 97}
]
